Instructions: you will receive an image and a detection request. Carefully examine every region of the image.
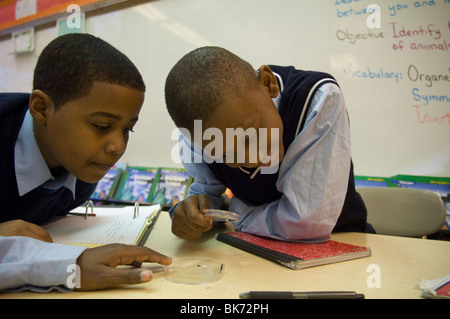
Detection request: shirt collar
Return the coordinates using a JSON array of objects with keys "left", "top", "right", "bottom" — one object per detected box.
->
[{"left": 14, "top": 110, "right": 77, "bottom": 198}]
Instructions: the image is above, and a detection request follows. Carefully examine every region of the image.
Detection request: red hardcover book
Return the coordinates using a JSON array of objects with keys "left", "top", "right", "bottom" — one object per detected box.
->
[{"left": 217, "top": 232, "right": 371, "bottom": 270}]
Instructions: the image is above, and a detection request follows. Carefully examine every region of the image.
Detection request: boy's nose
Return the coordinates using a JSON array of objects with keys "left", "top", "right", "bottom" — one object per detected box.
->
[{"left": 104, "top": 131, "right": 126, "bottom": 155}]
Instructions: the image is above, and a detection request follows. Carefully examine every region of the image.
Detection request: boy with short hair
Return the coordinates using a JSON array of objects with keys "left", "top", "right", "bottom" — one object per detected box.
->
[
  {"left": 165, "top": 46, "right": 372, "bottom": 242},
  {"left": 0, "top": 33, "right": 171, "bottom": 292}
]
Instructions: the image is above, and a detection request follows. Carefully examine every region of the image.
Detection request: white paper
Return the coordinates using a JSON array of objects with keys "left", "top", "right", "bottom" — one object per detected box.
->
[
  {"left": 43, "top": 205, "right": 160, "bottom": 245},
  {"left": 15, "top": 0, "right": 37, "bottom": 20}
]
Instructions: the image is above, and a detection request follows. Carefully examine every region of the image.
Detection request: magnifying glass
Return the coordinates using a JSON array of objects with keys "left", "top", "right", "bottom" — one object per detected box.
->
[{"left": 202, "top": 209, "right": 239, "bottom": 222}]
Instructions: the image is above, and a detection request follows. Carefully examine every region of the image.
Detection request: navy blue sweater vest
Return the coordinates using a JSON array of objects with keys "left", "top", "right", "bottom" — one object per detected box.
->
[
  {"left": 206, "top": 66, "right": 370, "bottom": 233},
  {"left": 0, "top": 93, "right": 97, "bottom": 225}
]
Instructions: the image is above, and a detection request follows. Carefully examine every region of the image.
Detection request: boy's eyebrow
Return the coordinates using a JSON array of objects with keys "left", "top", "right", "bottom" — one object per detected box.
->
[{"left": 89, "top": 111, "right": 139, "bottom": 122}]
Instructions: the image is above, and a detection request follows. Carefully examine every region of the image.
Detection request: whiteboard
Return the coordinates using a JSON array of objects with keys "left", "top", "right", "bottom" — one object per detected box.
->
[
  {"left": 330, "top": 0, "right": 450, "bottom": 177},
  {"left": 0, "top": 0, "right": 448, "bottom": 178}
]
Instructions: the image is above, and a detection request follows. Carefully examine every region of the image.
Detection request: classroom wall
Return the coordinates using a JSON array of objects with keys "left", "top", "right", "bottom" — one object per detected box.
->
[{"left": 0, "top": 0, "right": 449, "bottom": 177}]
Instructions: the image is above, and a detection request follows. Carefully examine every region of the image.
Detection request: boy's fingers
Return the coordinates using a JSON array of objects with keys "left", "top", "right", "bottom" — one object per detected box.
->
[
  {"left": 76, "top": 244, "right": 172, "bottom": 290},
  {"left": 113, "top": 245, "right": 172, "bottom": 266},
  {"left": 0, "top": 220, "right": 53, "bottom": 243},
  {"left": 184, "top": 197, "right": 212, "bottom": 228},
  {"left": 108, "top": 246, "right": 171, "bottom": 286},
  {"left": 78, "top": 267, "right": 154, "bottom": 290},
  {"left": 171, "top": 194, "right": 213, "bottom": 240},
  {"left": 184, "top": 218, "right": 212, "bottom": 236},
  {"left": 23, "top": 230, "right": 53, "bottom": 243},
  {"left": 111, "top": 268, "right": 154, "bottom": 286},
  {"left": 26, "top": 223, "right": 53, "bottom": 243},
  {"left": 197, "top": 194, "right": 211, "bottom": 211}
]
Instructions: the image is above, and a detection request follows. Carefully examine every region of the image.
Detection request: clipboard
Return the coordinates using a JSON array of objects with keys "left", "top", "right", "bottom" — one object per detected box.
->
[
  {"left": 43, "top": 201, "right": 161, "bottom": 247},
  {"left": 135, "top": 203, "right": 161, "bottom": 247}
]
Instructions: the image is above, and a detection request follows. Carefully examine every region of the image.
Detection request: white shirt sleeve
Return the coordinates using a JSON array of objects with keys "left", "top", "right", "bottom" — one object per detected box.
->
[
  {"left": 0, "top": 236, "right": 87, "bottom": 292},
  {"left": 231, "top": 83, "right": 351, "bottom": 242}
]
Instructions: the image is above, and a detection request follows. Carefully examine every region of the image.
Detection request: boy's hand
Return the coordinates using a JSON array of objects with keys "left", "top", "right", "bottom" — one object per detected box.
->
[
  {"left": 75, "top": 244, "right": 172, "bottom": 291},
  {"left": 171, "top": 194, "right": 213, "bottom": 240},
  {"left": 0, "top": 219, "right": 53, "bottom": 243}
]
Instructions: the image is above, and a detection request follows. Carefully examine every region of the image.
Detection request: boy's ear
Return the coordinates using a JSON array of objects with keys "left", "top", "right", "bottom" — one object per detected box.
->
[
  {"left": 29, "top": 90, "right": 55, "bottom": 126},
  {"left": 257, "top": 65, "right": 279, "bottom": 98}
]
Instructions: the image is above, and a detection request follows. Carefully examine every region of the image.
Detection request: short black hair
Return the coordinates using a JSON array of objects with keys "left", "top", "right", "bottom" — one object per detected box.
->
[
  {"left": 33, "top": 33, "right": 145, "bottom": 107},
  {"left": 165, "top": 46, "right": 258, "bottom": 132}
]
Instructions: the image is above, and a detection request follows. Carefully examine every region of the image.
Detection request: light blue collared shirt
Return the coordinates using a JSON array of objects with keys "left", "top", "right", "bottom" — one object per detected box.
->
[
  {"left": 0, "top": 236, "right": 86, "bottom": 292},
  {"left": 0, "top": 109, "right": 86, "bottom": 293},
  {"left": 14, "top": 110, "right": 77, "bottom": 198}
]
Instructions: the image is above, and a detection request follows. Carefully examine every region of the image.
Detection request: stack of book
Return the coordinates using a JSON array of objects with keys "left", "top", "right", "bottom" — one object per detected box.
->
[{"left": 90, "top": 166, "right": 193, "bottom": 208}]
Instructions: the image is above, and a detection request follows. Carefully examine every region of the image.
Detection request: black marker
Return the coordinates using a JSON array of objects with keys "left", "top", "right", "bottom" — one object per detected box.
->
[{"left": 239, "top": 291, "right": 365, "bottom": 299}]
